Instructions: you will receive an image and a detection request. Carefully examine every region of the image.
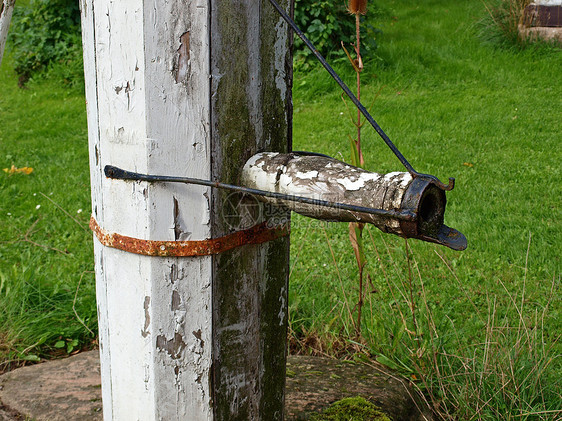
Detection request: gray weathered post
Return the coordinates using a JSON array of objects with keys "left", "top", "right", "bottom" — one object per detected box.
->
[
  {"left": 0, "top": 0, "right": 16, "bottom": 66},
  {"left": 81, "top": 0, "right": 292, "bottom": 419},
  {"left": 209, "top": 1, "right": 292, "bottom": 419}
]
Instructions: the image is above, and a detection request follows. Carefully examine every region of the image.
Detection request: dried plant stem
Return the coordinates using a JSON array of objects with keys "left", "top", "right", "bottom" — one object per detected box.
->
[
  {"left": 356, "top": 263, "right": 363, "bottom": 336},
  {"left": 322, "top": 225, "right": 355, "bottom": 330},
  {"left": 349, "top": 5, "right": 366, "bottom": 338},
  {"left": 13, "top": 218, "right": 69, "bottom": 255},
  {"left": 39, "top": 192, "right": 89, "bottom": 232},
  {"left": 356, "top": 13, "right": 362, "bottom": 165},
  {"left": 404, "top": 239, "right": 418, "bottom": 332}
]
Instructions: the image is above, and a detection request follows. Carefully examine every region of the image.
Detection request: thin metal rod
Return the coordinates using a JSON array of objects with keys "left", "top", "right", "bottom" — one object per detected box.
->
[
  {"left": 268, "top": 0, "right": 455, "bottom": 191},
  {"left": 268, "top": 0, "right": 414, "bottom": 174},
  {"left": 105, "top": 166, "right": 416, "bottom": 222}
]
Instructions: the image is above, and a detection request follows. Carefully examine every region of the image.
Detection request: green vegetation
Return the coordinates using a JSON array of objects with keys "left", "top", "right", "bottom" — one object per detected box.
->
[
  {"left": 0, "top": 0, "right": 560, "bottom": 418},
  {"left": 289, "top": 0, "right": 561, "bottom": 419},
  {"left": 482, "top": 0, "right": 532, "bottom": 47},
  {"left": 8, "top": 0, "right": 83, "bottom": 85},
  {"left": 310, "top": 397, "right": 391, "bottom": 421},
  {"left": 293, "top": 0, "right": 379, "bottom": 66},
  {"left": 0, "top": 53, "right": 94, "bottom": 367}
]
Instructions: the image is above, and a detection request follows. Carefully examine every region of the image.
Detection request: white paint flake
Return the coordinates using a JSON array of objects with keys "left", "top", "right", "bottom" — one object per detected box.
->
[{"left": 296, "top": 170, "right": 318, "bottom": 180}]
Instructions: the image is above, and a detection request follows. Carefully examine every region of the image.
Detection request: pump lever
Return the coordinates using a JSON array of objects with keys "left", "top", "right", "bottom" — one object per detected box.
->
[{"left": 267, "top": 0, "right": 456, "bottom": 191}]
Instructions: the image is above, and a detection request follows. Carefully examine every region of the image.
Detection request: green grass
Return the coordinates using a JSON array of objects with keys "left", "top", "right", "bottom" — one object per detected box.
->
[
  {"left": 0, "top": 0, "right": 561, "bottom": 418},
  {"left": 290, "top": 1, "right": 561, "bottom": 325},
  {"left": 0, "top": 53, "right": 95, "bottom": 366},
  {"left": 289, "top": 0, "right": 561, "bottom": 418}
]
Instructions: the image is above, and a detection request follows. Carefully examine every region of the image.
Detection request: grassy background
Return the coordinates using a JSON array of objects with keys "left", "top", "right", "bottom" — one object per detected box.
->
[
  {"left": 0, "top": 0, "right": 560, "bottom": 418},
  {"left": 288, "top": 0, "right": 561, "bottom": 417},
  {"left": 290, "top": 0, "right": 560, "bottom": 343},
  {"left": 0, "top": 54, "right": 95, "bottom": 363}
]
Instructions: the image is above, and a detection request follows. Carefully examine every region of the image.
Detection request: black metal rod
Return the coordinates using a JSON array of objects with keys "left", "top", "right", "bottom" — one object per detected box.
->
[
  {"left": 268, "top": 0, "right": 455, "bottom": 191},
  {"left": 268, "top": 0, "right": 415, "bottom": 174},
  {"left": 104, "top": 165, "right": 416, "bottom": 222}
]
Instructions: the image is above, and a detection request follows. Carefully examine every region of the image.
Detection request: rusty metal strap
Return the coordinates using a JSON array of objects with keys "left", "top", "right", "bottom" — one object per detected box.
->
[{"left": 89, "top": 216, "right": 289, "bottom": 257}]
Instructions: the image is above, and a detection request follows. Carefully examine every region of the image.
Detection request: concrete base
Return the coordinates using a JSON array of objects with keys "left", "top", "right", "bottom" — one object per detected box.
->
[
  {"left": 519, "top": 25, "right": 562, "bottom": 44},
  {"left": 0, "top": 351, "right": 434, "bottom": 420},
  {"left": 0, "top": 352, "right": 102, "bottom": 420}
]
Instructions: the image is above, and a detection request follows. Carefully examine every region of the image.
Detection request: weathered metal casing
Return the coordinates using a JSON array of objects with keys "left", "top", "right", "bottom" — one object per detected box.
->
[{"left": 242, "top": 152, "right": 466, "bottom": 250}]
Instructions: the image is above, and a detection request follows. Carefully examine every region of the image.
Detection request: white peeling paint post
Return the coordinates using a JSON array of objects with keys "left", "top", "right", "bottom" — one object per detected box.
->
[
  {"left": 0, "top": 0, "right": 16, "bottom": 67},
  {"left": 81, "top": 0, "right": 292, "bottom": 419}
]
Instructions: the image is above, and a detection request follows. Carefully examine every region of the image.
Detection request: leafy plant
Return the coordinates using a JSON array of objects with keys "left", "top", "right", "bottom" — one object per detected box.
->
[
  {"left": 55, "top": 337, "right": 79, "bottom": 354},
  {"left": 293, "top": 0, "right": 379, "bottom": 66},
  {"left": 8, "top": 0, "right": 82, "bottom": 85}
]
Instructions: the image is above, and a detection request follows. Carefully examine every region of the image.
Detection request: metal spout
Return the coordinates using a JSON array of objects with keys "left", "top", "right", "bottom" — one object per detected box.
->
[{"left": 399, "top": 177, "right": 467, "bottom": 251}]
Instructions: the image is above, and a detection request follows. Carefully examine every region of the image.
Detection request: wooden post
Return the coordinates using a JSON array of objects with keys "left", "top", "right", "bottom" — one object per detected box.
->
[
  {"left": 0, "top": 0, "right": 15, "bottom": 67},
  {"left": 80, "top": 0, "right": 292, "bottom": 419}
]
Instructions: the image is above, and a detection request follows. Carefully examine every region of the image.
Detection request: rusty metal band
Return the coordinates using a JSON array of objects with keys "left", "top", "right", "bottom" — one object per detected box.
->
[{"left": 89, "top": 216, "right": 289, "bottom": 257}]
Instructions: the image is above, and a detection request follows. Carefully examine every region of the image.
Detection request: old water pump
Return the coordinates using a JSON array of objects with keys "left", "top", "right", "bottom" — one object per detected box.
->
[
  {"left": 242, "top": 152, "right": 466, "bottom": 251},
  {"left": 104, "top": 0, "right": 467, "bottom": 252}
]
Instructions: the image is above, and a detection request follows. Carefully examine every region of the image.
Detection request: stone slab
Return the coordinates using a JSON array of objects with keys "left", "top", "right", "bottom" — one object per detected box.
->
[
  {"left": 0, "top": 352, "right": 102, "bottom": 421},
  {"left": 0, "top": 351, "right": 433, "bottom": 420},
  {"left": 519, "top": 25, "right": 562, "bottom": 43}
]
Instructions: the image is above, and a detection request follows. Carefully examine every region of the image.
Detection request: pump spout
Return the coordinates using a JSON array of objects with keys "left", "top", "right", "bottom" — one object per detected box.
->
[
  {"left": 398, "top": 177, "right": 467, "bottom": 250},
  {"left": 242, "top": 152, "right": 467, "bottom": 251}
]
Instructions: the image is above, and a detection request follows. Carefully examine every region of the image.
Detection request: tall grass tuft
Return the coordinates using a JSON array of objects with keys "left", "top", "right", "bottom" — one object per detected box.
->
[
  {"left": 0, "top": 264, "right": 97, "bottom": 372},
  {"left": 482, "top": 0, "right": 533, "bottom": 47},
  {"left": 289, "top": 225, "right": 561, "bottom": 419},
  {"left": 366, "top": 233, "right": 560, "bottom": 419}
]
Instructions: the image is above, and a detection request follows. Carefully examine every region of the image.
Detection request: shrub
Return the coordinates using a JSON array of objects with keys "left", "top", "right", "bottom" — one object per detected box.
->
[
  {"left": 8, "top": 0, "right": 381, "bottom": 83},
  {"left": 9, "top": 0, "right": 83, "bottom": 86},
  {"left": 293, "top": 0, "right": 379, "bottom": 65}
]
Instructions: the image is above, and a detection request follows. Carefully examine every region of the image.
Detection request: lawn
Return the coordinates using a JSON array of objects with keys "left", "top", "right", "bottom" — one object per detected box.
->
[
  {"left": 291, "top": 0, "right": 561, "bottom": 350},
  {"left": 1, "top": 0, "right": 560, "bottom": 418},
  {"left": 0, "top": 54, "right": 95, "bottom": 363}
]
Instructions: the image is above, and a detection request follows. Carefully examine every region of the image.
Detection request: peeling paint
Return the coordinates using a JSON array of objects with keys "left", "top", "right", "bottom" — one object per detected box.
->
[
  {"left": 141, "top": 296, "right": 150, "bottom": 337},
  {"left": 242, "top": 152, "right": 414, "bottom": 235},
  {"left": 192, "top": 329, "right": 205, "bottom": 348},
  {"left": 156, "top": 332, "right": 187, "bottom": 360},
  {"left": 173, "top": 196, "right": 192, "bottom": 241},
  {"left": 170, "top": 263, "right": 179, "bottom": 284},
  {"left": 174, "top": 31, "right": 190, "bottom": 84},
  {"left": 171, "top": 290, "right": 181, "bottom": 311},
  {"left": 295, "top": 170, "right": 318, "bottom": 180},
  {"left": 143, "top": 364, "right": 150, "bottom": 391},
  {"left": 82, "top": 0, "right": 216, "bottom": 417},
  {"left": 125, "top": 81, "right": 133, "bottom": 110}
]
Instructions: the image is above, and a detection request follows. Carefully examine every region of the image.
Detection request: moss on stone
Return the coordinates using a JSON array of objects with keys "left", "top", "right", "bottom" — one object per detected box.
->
[{"left": 310, "top": 396, "right": 392, "bottom": 421}]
